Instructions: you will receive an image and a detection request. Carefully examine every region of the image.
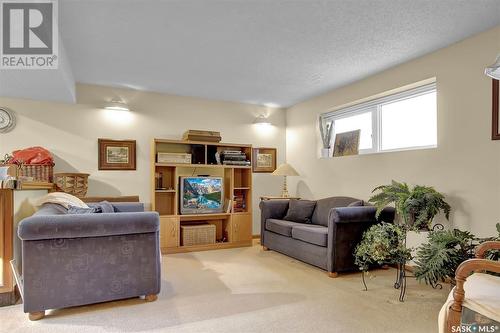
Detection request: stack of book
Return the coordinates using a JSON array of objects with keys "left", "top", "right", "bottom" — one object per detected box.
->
[
  {"left": 222, "top": 150, "right": 250, "bottom": 166},
  {"left": 233, "top": 193, "right": 246, "bottom": 212},
  {"left": 183, "top": 130, "right": 221, "bottom": 142}
]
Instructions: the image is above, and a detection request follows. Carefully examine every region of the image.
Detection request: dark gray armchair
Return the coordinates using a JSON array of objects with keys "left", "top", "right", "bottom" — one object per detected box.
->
[
  {"left": 17, "top": 202, "right": 161, "bottom": 320},
  {"left": 260, "top": 197, "right": 395, "bottom": 277}
]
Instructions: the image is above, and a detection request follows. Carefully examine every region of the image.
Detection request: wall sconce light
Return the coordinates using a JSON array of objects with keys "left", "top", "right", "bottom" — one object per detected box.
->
[
  {"left": 485, "top": 55, "right": 500, "bottom": 80},
  {"left": 104, "top": 99, "right": 130, "bottom": 112},
  {"left": 253, "top": 115, "right": 271, "bottom": 127}
]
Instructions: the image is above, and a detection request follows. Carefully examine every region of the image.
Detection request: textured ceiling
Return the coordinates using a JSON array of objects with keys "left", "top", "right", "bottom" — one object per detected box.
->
[{"left": 60, "top": 0, "right": 500, "bottom": 107}]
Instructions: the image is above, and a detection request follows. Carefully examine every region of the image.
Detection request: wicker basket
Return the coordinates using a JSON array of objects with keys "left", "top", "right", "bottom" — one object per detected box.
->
[
  {"left": 181, "top": 224, "right": 216, "bottom": 246},
  {"left": 5, "top": 163, "right": 54, "bottom": 182},
  {"left": 54, "top": 173, "right": 90, "bottom": 197}
]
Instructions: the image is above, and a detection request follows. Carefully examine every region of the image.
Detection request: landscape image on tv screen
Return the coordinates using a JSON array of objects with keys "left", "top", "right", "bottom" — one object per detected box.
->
[{"left": 182, "top": 177, "right": 222, "bottom": 212}]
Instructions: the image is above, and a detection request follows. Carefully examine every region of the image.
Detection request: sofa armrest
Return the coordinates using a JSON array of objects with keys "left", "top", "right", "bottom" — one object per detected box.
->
[
  {"left": 18, "top": 212, "right": 160, "bottom": 241},
  {"left": 326, "top": 206, "right": 395, "bottom": 273},
  {"left": 259, "top": 200, "right": 289, "bottom": 245},
  {"left": 329, "top": 206, "right": 396, "bottom": 223}
]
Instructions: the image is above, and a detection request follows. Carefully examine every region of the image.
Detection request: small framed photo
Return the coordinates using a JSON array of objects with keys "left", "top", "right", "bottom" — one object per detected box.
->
[
  {"left": 252, "top": 148, "right": 277, "bottom": 173},
  {"left": 98, "top": 139, "right": 136, "bottom": 170}
]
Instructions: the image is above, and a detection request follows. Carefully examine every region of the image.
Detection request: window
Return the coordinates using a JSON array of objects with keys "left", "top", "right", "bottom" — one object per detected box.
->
[{"left": 320, "top": 83, "right": 437, "bottom": 155}]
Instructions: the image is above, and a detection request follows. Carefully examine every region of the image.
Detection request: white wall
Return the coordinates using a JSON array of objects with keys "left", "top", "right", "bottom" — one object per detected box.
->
[
  {"left": 286, "top": 26, "right": 500, "bottom": 237},
  {"left": 0, "top": 84, "right": 287, "bottom": 234}
]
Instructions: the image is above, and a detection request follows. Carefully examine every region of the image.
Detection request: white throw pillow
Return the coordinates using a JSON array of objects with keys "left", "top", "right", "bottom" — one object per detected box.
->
[{"left": 36, "top": 192, "right": 89, "bottom": 209}]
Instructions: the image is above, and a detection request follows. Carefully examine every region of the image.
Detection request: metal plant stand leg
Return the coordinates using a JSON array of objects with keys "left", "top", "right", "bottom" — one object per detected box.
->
[{"left": 394, "top": 262, "right": 407, "bottom": 302}]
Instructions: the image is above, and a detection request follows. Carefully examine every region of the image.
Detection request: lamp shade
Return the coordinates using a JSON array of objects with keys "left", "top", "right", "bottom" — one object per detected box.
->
[
  {"left": 272, "top": 163, "right": 299, "bottom": 176},
  {"left": 485, "top": 55, "right": 500, "bottom": 80}
]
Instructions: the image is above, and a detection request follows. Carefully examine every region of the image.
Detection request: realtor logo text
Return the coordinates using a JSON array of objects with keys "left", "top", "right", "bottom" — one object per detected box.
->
[{"left": 0, "top": 0, "right": 58, "bottom": 69}]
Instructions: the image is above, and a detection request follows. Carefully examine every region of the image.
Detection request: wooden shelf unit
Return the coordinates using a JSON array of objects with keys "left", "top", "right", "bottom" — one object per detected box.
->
[{"left": 151, "top": 139, "right": 253, "bottom": 254}]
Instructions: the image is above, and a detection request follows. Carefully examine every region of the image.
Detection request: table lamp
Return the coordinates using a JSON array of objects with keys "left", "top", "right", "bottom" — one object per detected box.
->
[{"left": 272, "top": 163, "right": 299, "bottom": 198}]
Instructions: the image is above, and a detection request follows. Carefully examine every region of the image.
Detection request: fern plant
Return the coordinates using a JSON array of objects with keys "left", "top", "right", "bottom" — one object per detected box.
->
[
  {"left": 414, "top": 223, "right": 500, "bottom": 285},
  {"left": 369, "top": 180, "right": 451, "bottom": 230}
]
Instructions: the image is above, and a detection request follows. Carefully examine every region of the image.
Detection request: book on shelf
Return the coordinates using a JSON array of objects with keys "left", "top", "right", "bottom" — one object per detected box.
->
[
  {"left": 222, "top": 150, "right": 243, "bottom": 155},
  {"left": 183, "top": 130, "right": 222, "bottom": 142},
  {"left": 223, "top": 155, "right": 247, "bottom": 161},
  {"left": 223, "top": 161, "right": 251, "bottom": 166},
  {"left": 221, "top": 150, "right": 250, "bottom": 166},
  {"left": 233, "top": 193, "right": 246, "bottom": 212}
]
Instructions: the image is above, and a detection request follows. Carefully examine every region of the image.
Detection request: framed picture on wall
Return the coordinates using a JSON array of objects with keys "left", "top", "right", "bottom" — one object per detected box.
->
[
  {"left": 98, "top": 139, "right": 136, "bottom": 170},
  {"left": 252, "top": 148, "right": 277, "bottom": 173},
  {"left": 492, "top": 79, "right": 500, "bottom": 140}
]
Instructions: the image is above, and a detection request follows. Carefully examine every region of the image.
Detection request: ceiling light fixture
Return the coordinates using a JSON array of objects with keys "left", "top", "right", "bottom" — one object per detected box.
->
[
  {"left": 105, "top": 99, "right": 130, "bottom": 112},
  {"left": 253, "top": 115, "right": 271, "bottom": 127},
  {"left": 485, "top": 55, "right": 500, "bottom": 80}
]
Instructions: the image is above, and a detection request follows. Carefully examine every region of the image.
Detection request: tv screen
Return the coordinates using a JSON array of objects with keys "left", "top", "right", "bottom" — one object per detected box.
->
[{"left": 180, "top": 177, "right": 223, "bottom": 214}]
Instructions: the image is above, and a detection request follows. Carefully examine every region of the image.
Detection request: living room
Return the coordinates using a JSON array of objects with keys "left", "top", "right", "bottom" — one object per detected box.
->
[{"left": 0, "top": 1, "right": 499, "bottom": 332}]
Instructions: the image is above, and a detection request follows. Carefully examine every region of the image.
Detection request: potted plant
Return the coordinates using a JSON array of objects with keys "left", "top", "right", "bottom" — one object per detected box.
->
[
  {"left": 414, "top": 223, "right": 500, "bottom": 286},
  {"left": 369, "top": 180, "right": 451, "bottom": 231},
  {"left": 319, "top": 119, "right": 333, "bottom": 158},
  {"left": 354, "top": 222, "right": 412, "bottom": 290}
]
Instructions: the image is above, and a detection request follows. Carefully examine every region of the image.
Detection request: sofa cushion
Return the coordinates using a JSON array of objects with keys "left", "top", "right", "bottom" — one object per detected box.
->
[
  {"left": 291, "top": 225, "right": 328, "bottom": 247},
  {"left": 311, "top": 196, "right": 360, "bottom": 226},
  {"left": 348, "top": 200, "right": 364, "bottom": 207},
  {"left": 283, "top": 199, "right": 317, "bottom": 223},
  {"left": 265, "top": 219, "right": 304, "bottom": 237}
]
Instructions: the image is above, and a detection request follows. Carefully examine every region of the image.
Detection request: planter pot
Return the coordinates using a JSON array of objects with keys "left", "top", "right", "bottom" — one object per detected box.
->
[
  {"left": 320, "top": 148, "right": 331, "bottom": 158},
  {"left": 406, "top": 230, "right": 429, "bottom": 265}
]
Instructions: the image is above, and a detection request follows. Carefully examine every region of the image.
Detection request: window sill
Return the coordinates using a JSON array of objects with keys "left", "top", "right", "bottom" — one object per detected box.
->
[{"left": 320, "top": 145, "right": 437, "bottom": 159}]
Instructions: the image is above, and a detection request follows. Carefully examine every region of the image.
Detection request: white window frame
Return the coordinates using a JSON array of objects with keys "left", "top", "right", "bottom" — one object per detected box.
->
[{"left": 320, "top": 82, "right": 437, "bottom": 155}]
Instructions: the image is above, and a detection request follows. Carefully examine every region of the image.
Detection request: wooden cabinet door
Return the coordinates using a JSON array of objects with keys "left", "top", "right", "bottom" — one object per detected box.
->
[
  {"left": 231, "top": 214, "right": 252, "bottom": 243},
  {"left": 160, "top": 216, "right": 179, "bottom": 248}
]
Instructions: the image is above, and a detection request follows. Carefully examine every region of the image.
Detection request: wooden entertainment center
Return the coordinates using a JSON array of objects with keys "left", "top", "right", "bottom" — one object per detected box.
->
[{"left": 151, "top": 138, "right": 253, "bottom": 254}]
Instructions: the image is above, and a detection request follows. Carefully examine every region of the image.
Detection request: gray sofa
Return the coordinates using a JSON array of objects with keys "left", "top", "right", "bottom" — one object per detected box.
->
[
  {"left": 260, "top": 196, "right": 395, "bottom": 277},
  {"left": 17, "top": 202, "right": 161, "bottom": 320}
]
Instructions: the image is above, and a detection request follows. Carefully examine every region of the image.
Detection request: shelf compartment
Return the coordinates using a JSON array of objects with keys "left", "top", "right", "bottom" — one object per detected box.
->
[
  {"left": 154, "top": 166, "right": 176, "bottom": 191},
  {"left": 156, "top": 163, "right": 251, "bottom": 169},
  {"left": 233, "top": 188, "right": 250, "bottom": 213},
  {"left": 233, "top": 168, "right": 251, "bottom": 188},
  {"left": 180, "top": 214, "right": 231, "bottom": 243},
  {"left": 179, "top": 213, "right": 230, "bottom": 221},
  {"left": 155, "top": 192, "right": 176, "bottom": 216}
]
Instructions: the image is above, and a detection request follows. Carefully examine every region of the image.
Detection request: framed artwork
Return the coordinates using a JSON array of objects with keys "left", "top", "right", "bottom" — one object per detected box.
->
[
  {"left": 492, "top": 79, "right": 500, "bottom": 140},
  {"left": 333, "top": 130, "right": 360, "bottom": 157},
  {"left": 252, "top": 148, "right": 277, "bottom": 173},
  {"left": 98, "top": 139, "right": 136, "bottom": 170}
]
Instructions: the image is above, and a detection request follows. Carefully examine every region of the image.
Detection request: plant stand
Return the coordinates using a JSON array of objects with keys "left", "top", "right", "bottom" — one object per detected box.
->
[{"left": 394, "top": 262, "right": 408, "bottom": 302}]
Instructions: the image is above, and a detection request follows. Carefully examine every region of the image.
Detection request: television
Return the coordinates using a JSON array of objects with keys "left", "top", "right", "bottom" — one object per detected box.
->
[{"left": 180, "top": 176, "right": 224, "bottom": 214}]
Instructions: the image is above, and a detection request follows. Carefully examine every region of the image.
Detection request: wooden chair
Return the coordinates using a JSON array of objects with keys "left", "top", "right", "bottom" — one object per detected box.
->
[{"left": 446, "top": 241, "right": 500, "bottom": 332}]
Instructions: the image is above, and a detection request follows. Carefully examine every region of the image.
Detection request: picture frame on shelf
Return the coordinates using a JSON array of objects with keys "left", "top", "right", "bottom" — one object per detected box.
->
[
  {"left": 252, "top": 147, "right": 277, "bottom": 173},
  {"left": 98, "top": 139, "right": 136, "bottom": 170},
  {"left": 333, "top": 129, "right": 360, "bottom": 157},
  {"left": 491, "top": 79, "right": 499, "bottom": 140}
]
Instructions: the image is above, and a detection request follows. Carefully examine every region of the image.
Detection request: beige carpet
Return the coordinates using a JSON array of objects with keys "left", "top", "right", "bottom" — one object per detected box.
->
[{"left": 0, "top": 244, "right": 448, "bottom": 333}]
